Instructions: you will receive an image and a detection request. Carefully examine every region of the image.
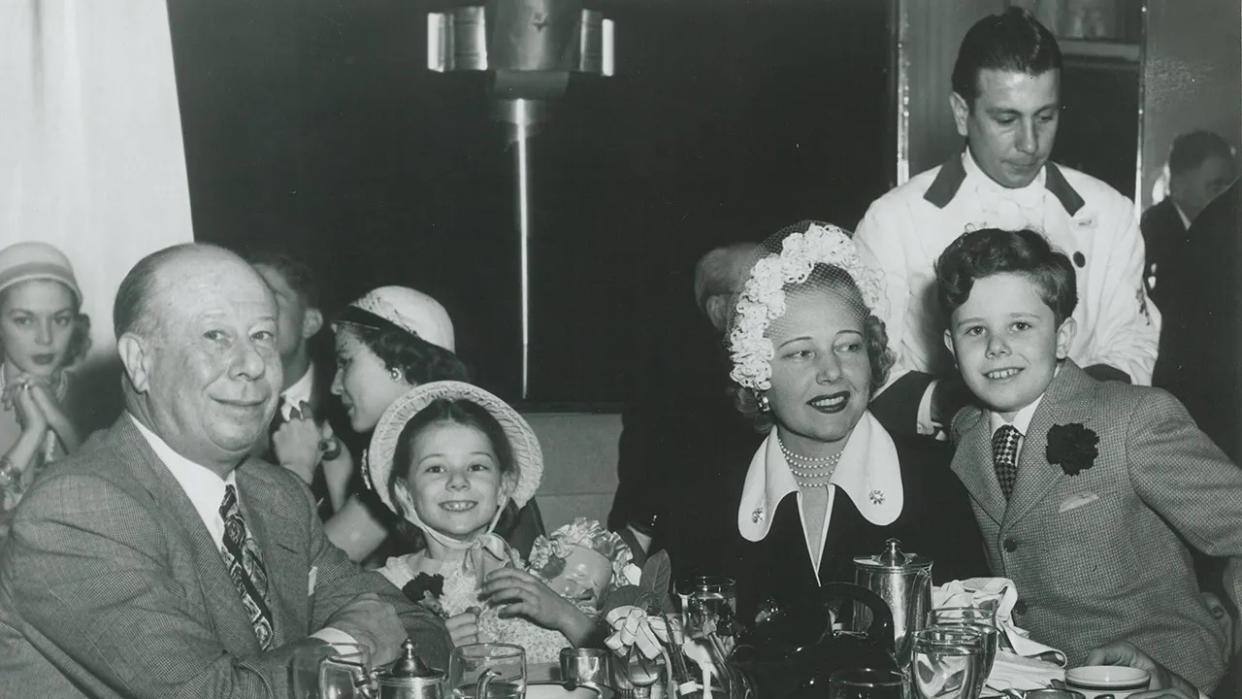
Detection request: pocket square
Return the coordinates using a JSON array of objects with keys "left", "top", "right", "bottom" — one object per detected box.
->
[
  {"left": 1058, "top": 492, "right": 1099, "bottom": 513},
  {"left": 308, "top": 566, "right": 318, "bottom": 596}
]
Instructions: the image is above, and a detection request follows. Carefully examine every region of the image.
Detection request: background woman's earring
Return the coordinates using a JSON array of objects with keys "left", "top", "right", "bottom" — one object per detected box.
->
[
  {"left": 389, "top": 367, "right": 403, "bottom": 382},
  {"left": 758, "top": 394, "right": 771, "bottom": 412}
]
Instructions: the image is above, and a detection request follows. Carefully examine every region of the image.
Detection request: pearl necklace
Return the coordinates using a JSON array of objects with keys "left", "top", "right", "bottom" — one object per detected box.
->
[{"left": 779, "top": 437, "right": 843, "bottom": 489}]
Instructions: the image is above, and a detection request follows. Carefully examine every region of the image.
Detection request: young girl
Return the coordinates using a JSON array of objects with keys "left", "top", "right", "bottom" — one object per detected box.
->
[
  {"left": 369, "top": 380, "right": 625, "bottom": 663},
  {"left": 0, "top": 242, "right": 90, "bottom": 522}
]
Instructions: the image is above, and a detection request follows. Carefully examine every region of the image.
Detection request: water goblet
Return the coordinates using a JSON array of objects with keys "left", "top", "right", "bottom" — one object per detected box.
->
[
  {"left": 927, "top": 606, "right": 997, "bottom": 628},
  {"left": 925, "top": 622, "right": 998, "bottom": 697},
  {"left": 910, "top": 627, "right": 986, "bottom": 699},
  {"left": 829, "top": 668, "right": 909, "bottom": 699},
  {"left": 930, "top": 604, "right": 1010, "bottom": 655},
  {"left": 560, "top": 647, "right": 610, "bottom": 688},
  {"left": 449, "top": 643, "right": 527, "bottom": 699},
  {"left": 676, "top": 576, "right": 737, "bottom": 639}
]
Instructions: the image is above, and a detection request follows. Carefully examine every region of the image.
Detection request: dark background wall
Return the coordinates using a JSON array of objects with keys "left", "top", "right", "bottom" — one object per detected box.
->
[{"left": 166, "top": 0, "right": 894, "bottom": 404}]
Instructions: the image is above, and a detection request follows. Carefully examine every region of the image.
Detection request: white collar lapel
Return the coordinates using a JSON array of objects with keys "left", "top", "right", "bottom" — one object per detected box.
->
[
  {"left": 833, "top": 412, "right": 904, "bottom": 525},
  {"left": 737, "top": 412, "right": 904, "bottom": 542}
]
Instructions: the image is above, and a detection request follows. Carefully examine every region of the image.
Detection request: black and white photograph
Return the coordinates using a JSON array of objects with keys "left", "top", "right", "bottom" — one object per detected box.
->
[{"left": 0, "top": 1, "right": 1238, "bottom": 697}]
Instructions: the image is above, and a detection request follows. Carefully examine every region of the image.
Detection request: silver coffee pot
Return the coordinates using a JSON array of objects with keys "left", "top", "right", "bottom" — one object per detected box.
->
[
  {"left": 852, "top": 538, "right": 932, "bottom": 664},
  {"left": 373, "top": 639, "right": 445, "bottom": 699}
]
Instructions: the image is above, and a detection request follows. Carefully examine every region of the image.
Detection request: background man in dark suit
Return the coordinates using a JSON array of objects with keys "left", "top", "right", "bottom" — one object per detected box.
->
[
  {"left": 1142, "top": 130, "right": 1237, "bottom": 306},
  {"left": 0, "top": 244, "right": 449, "bottom": 698},
  {"left": 610, "top": 242, "right": 761, "bottom": 556},
  {"left": 248, "top": 248, "right": 352, "bottom": 519}
]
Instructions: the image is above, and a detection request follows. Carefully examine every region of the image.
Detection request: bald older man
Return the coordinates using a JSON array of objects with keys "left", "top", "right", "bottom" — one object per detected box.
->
[{"left": 0, "top": 244, "right": 449, "bottom": 698}]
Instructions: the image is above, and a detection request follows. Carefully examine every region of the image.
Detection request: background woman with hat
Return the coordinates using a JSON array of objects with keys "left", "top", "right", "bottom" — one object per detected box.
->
[
  {"left": 0, "top": 241, "right": 91, "bottom": 526},
  {"left": 273, "top": 285, "right": 545, "bottom": 561}
]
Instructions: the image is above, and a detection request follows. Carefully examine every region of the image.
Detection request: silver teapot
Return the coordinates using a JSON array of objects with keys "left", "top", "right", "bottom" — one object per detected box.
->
[{"left": 851, "top": 538, "right": 933, "bottom": 664}]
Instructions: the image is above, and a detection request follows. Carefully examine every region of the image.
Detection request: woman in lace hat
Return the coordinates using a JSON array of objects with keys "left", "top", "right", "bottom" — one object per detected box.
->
[{"left": 660, "top": 221, "right": 985, "bottom": 625}]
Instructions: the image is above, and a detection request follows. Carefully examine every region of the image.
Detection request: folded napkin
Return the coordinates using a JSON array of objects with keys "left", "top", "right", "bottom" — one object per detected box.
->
[
  {"left": 987, "top": 651, "right": 1066, "bottom": 693},
  {"left": 934, "top": 578, "right": 1067, "bottom": 693}
]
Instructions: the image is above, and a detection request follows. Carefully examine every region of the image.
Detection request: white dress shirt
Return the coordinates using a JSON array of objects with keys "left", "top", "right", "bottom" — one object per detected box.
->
[
  {"left": 986, "top": 394, "right": 1045, "bottom": 467},
  {"left": 280, "top": 364, "right": 315, "bottom": 421},
  {"left": 130, "top": 414, "right": 235, "bottom": 546}
]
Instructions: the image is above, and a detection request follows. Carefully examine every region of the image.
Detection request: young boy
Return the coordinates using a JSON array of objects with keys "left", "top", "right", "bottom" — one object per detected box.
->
[{"left": 936, "top": 228, "right": 1242, "bottom": 692}]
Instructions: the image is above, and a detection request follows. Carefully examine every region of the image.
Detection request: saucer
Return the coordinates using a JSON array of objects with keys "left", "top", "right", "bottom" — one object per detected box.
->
[{"left": 1066, "top": 666, "right": 1150, "bottom": 699}]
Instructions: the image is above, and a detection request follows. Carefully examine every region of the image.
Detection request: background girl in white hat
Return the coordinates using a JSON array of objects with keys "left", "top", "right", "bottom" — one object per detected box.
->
[
  {"left": 0, "top": 242, "right": 91, "bottom": 528},
  {"left": 274, "top": 285, "right": 545, "bottom": 562}
]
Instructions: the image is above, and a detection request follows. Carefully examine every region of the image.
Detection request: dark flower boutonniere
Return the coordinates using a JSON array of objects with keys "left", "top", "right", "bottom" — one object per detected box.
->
[
  {"left": 1046, "top": 423, "right": 1099, "bottom": 476},
  {"left": 402, "top": 573, "right": 446, "bottom": 617}
]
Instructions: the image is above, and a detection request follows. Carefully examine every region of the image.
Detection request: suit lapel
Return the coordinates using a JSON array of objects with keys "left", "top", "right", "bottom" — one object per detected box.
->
[
  {"left": 238, "top": 463, "right": 308, "bottom": 643},
  {"left": 1003, "top": 362, "right": 1095, "bottom": 528},
  {"left": 116, "top": 417, "right": 263, "bottom": 656},
  {"left": 950, "top": 410, "right": 1007, "bottom": 525}
]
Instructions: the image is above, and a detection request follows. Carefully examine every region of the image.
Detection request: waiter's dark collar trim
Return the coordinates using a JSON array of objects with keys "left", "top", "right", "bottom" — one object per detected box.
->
[
  {"left": 1043, "top": 162, "right": 1085, "bottom": 216},
  {"left": 922, "top": 152, "right": 1085, "bottom": 216},
  {"left": 923, "top": 152, "right": 968, "bottom": 209}
]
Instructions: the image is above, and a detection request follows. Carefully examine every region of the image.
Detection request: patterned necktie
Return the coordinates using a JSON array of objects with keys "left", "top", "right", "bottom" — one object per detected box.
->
[
  {"left": 991, "top": 425, "right": 1022, "bottom": 501},
  {"left": 219, "top": 484, "right": 275, "bottom": 650}
]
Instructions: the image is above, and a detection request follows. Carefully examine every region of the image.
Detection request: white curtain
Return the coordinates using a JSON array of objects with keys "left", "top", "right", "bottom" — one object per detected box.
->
[{"left": 0, "top": 0, "right": 193, "bottom": 367}]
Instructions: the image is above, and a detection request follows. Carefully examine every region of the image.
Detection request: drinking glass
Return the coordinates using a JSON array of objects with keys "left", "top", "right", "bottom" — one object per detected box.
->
[
  {"left": 448, "top": 643, "right": 527, "bottom": 699},
  {"left": 560, "top": 647, "right": 610, "bottom": 688},
  {"left": 930, "top": 604, "right": 1009, "bottom": 654},
  {"left": 829, "top": 668, "right": 909, "bottom": 699},
  {"left": 927, "top": 606, "right": 997, "bottom": 628},
  {"left": 676, "top": 576, "right": 737, "bottom": 639},
  {"left": 910, "top": 627, "right": 986, "bottom": 699},
  {"left": 289, "top": 642, "right": 371, "bottom": 699},
  {"left": 925, "top": 623, "right": 997, "bottom": 696}
]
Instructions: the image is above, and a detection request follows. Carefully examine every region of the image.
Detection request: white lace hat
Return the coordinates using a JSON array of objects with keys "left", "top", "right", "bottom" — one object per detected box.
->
[
  {"left": 366, "top": 380, "right": 543, "bottom": 521},
  {"left": 337, "top": 285, "right": 455, "bottom": 352}
]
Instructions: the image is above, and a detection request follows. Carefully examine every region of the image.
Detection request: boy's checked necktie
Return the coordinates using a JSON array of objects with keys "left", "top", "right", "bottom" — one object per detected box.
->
[
  {"left": 992, "top": 425, "right": 1022, "bottom": 500},
  {"left": 220, "top": 484, "right": 275, "bottom": 650}
]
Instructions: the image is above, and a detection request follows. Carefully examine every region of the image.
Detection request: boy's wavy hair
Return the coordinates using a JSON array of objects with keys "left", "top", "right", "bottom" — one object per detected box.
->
[{"left": 935, "top": 227, "right": 1078, "bottom": 326}]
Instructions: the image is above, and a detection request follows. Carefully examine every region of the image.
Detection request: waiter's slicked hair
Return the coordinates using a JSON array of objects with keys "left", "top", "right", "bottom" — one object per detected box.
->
[{"left": 951, "top": 7, "right": 1062, "bottom": 106}]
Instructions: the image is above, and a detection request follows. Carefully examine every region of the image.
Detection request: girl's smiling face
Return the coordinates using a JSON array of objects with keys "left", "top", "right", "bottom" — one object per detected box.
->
[
  {"left": 404, "top": 420, "right": 506, "bottom": 543},
  {"left": 0, "top": 279, "right": 78, "bottom": 379}
]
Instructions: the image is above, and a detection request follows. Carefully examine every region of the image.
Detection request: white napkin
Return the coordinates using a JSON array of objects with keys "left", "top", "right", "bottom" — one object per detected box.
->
[{"left": 933, "top": 578, "right": 1067, "bottom": 693}]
